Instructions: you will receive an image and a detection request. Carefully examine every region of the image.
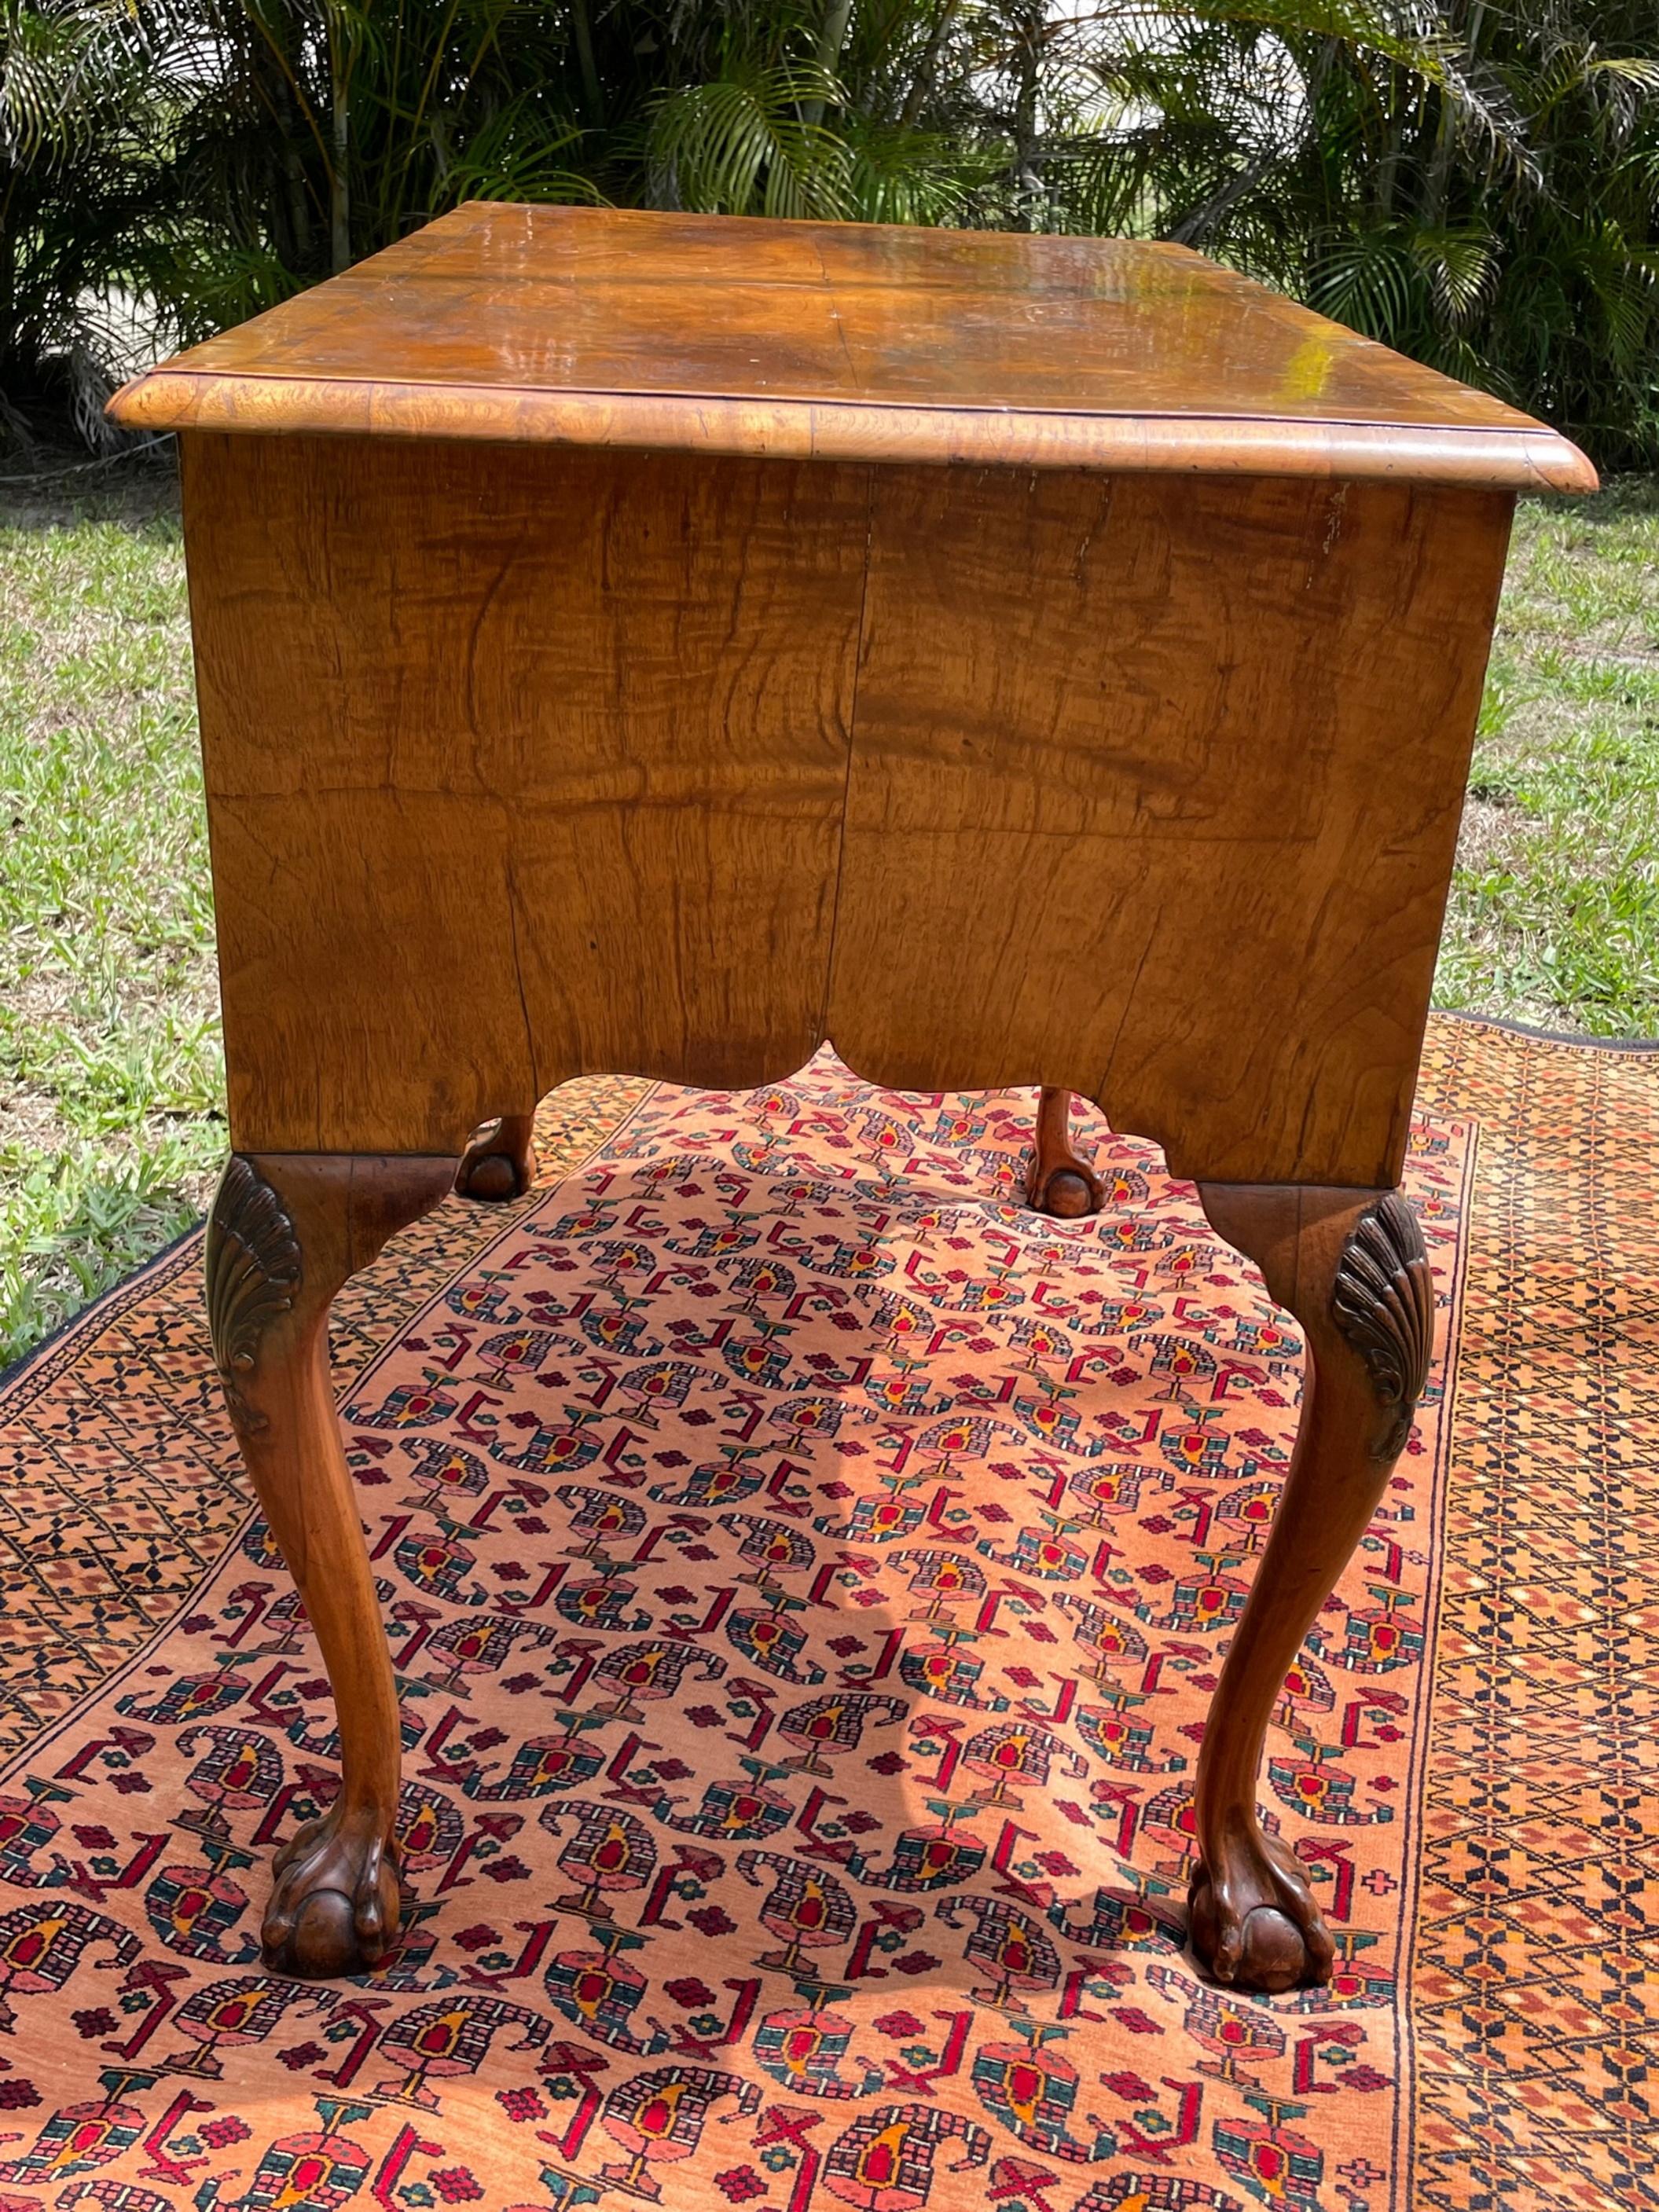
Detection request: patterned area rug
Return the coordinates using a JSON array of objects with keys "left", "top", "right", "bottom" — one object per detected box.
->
[{"left": 0, "top": 1015, "right": 1650, "bottom": 2212}]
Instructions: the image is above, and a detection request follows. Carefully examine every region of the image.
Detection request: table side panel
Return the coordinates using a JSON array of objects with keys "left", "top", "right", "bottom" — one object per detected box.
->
[
  {"left": 182, "top": 435, "right": 868, "bottom": 1154},
  {"left": 826, "top": 468, "right": 1513, "bottom": 1188}
]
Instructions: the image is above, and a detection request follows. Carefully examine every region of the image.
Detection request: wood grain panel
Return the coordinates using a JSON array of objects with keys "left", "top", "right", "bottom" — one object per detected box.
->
[
  {"left": 825, "top": 468, "right": 1514, "bottom": 1190},
  {"left": 119, "top": 374, "right": 1588, "bottom": 491},
  {"left": 182, "top": 434, "right": 868, "bottom": 1154},
  {"left": 112, "top": 207, "right": 1595, "bottom": 493}
]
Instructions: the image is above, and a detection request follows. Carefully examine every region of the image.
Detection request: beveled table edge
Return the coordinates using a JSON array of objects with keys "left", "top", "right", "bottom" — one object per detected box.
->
[{"left": 109, "top": 370, "right": 1598, "bottom": 492}]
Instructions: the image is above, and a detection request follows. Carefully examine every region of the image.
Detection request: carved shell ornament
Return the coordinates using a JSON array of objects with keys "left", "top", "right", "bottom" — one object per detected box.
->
[
  {"left": 205, "top": 1157, "right": 303, "bottom": 1431},
  {"left": 1330, "top": 1192, "right": 1434, "bottom": 1459}
]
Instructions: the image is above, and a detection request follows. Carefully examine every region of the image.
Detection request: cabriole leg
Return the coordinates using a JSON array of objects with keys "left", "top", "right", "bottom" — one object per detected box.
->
[
  {"left": 205, "top": 1150, "right": 458, "bottom": 1976},
  {"left": 455, "top": 1113, "right": 538, "bottom": 1201},
  {"left": 1188, "top": 1181, "right": 1434, "bottom": 1993},
  {"left": 1026, "top": 1086, "right": 1103, "bottom": 1217}
]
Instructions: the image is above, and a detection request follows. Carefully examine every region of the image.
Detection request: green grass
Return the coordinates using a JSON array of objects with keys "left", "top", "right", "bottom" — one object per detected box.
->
[
  {"left": 0, "top": 465, "right": 222, "bottom": 1366},
  {"left": 1434, "top": 478, "right": 1659, "bottom": 1033},
  {"left": 2, "top": 462, "right": 1656, "bottom": 1369}
]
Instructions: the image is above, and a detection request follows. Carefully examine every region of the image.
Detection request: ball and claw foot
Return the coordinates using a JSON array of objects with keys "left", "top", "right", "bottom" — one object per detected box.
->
[
  {"left": 1028, "top": 1162, "right": 1103, "bottom": 1219},
  {"left": 262, "top": 1810, "right": 400, "bottom": 1979},
  {"left": 455, "top": 1115, "right": 536, "bottom": 1202},
  {"left": 1187, "top": 1825, "right": 1335, "bottom": 1995},
  {"left": 1026, "top": 1088, "right": 1103, "bottom": 1220}
]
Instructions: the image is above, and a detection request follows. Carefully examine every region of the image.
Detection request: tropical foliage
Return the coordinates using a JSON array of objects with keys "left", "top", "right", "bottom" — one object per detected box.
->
[{"left": 3, "top": 1, "right": 1657, "bottom": 463}]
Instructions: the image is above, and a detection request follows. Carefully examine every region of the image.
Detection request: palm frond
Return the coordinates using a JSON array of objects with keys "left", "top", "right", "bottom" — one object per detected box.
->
[
  {"left": 3, "top": 0, "right": 1657, "bottom": 466},
  {"left": 648, "top": 58, "right": 854, "bottom": 218}
]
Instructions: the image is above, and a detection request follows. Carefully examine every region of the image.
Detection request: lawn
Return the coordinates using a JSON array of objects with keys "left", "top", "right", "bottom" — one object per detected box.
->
[
  {"left": 1437, "top": 477, "right": 1659, "bottom": 1029},
  {"left": 1, "top": 464, "right": 220, "bottom": 1366},
  {"left": 2, "top": 460, "right": 1656, "bottom": 1367}
]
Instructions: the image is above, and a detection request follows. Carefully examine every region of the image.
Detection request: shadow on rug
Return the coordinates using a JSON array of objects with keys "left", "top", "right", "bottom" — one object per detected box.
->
[{"left": 0, "top": 1016, "right": 1650, "bottom": 2212}]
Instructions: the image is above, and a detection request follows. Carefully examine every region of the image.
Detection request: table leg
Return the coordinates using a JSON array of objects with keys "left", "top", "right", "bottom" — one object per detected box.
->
[
  {"left": 1026, "top": 1086, "right": 1104, "bottom": 1216},
  {"left": 455, "top": 1113, "right": 538, "bottom": 1201},
  {"left": 204, "top": 1150, "right": 458, "bottom": 1977},
  {"left": 1187, "top": 1180, "right": 1433, "bottom": 1992}
]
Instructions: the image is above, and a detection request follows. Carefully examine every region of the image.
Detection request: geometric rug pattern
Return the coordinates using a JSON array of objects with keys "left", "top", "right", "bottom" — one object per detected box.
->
[
  {"left": 0, "top": 1015, "right": 1649, "bottom": 2212},
  {"left": 1407, "top": 1018, "right": 1658, "bottom": 2212}
]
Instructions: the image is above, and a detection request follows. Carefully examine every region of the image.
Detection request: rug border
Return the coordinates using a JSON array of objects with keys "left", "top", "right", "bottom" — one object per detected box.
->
[
  {"left": 0, "top": 1218, "right": 203, "bottom": 1402},
  {"left": 1389, "top": 1110, "right": 1481, "bottom": 2207},
  {"left": 1431, "top": 1005, "right": 1659, "bottom": 1055}
]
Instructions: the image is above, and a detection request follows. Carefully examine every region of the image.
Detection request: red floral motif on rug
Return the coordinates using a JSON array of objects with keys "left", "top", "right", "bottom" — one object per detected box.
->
[
  {"left": 0, "top": 1020, "right": 1650, "bottom": 2211},
  {"left": 0, "top": 1054, "right": 1466, "bottom": 2210}
]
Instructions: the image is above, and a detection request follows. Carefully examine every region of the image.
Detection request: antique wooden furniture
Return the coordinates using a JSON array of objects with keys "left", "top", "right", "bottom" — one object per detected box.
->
[{"left": 111, "top": 204, "right": 1592, "bottom": 1994}]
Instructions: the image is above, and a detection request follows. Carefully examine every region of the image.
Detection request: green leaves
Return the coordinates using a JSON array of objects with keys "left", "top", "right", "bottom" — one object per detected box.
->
[
  {"left": 1311, "top": 227, "right": 1422, "bottom": 339},
  {"left": 5, "top": 1, "right": 1658, "bottom": 464},
  {"left": 648, "top": 59, "right": 854, "bottom": 218},
  {"left": 430, "top": 101, "right": 600, "bottom": 213},
  {"left": 1308, "top": 222, "right": 1496, "bottom": 353}
]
